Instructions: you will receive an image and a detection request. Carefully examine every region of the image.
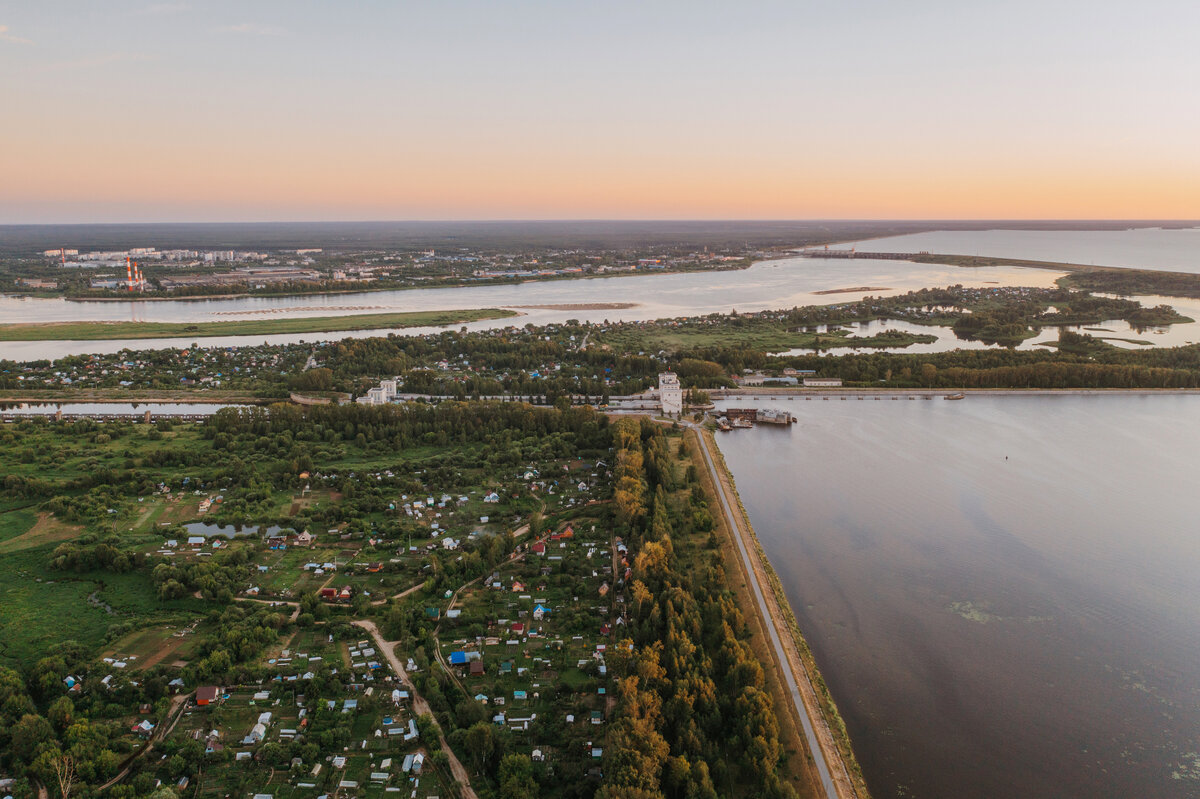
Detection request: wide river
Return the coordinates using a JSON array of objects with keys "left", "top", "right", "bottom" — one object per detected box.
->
[
  {"left": 5, "top": 227, "right": 1200, "bottom": 360},
  {"left": 0, "top": 255, "right": 1063, "bottom": 360},
  {"left": 715, "top": 395, "right": 1200, "bottom": 799}
]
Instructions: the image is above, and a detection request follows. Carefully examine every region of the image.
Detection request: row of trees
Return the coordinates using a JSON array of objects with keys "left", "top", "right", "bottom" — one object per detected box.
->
[{"left": 600, "top": 418, "right": 797, "bottom": 799}]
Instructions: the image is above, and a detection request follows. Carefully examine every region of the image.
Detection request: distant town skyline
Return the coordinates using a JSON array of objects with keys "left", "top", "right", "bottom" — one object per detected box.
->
[{"left": 4, "top": 1, "right": 1200, "bottom": 223}]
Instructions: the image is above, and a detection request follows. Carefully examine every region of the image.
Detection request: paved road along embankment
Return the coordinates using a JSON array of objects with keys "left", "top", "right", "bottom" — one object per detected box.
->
[{"left": 690, "top": 423, "right": 857, "bottom": 799}]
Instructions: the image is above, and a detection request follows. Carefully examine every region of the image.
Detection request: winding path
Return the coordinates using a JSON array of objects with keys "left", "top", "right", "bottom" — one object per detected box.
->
[
  {"left": 98, "top": 693, "right": 191, "bottom": 792},
  {"left": 431, "top": 520, "right": 538, "bottom": 697},
  {"left": 351, "top": 619, "right": 477, "bottom": 799},
  {"left": 234, "top": 595, "right": 301, "bottom": 622}
]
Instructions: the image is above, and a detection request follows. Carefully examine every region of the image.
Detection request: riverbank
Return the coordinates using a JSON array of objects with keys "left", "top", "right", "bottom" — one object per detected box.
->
[
  {"left": 32, "top": 257, "right": 765, "bottom": 303},
  {"left": 0, "top": 308, "right": 518, "bottom": 341},
  {"left": 712, "top": 387, "right": 1200, "bottom": 397},
  {"left": 686, "top": 425, "right": 868, "bottom": 799},
  {"left": 911, "top": 252, "right": 1200, "bottom": 292},
  {"left": 502, "top": 302, "right": 639, "bottom": 311}
]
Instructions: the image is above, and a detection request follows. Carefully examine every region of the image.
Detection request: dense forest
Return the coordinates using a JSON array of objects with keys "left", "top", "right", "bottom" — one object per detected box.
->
[
  {"left": 597, "top": 418, "right": 796, "bottom": 799},
  {"left": 1059, "top": 269, "right": 1200, "bottom": 299}
]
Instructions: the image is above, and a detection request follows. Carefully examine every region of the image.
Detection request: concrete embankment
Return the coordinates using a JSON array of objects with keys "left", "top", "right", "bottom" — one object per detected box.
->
[{"left": 713, "top": 387, "right": 1200, "bottom": 399}]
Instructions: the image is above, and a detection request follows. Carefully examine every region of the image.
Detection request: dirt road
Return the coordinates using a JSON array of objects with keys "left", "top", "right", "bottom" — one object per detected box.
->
[
  {"left": 234, "top": 595, "right": 301, "bottom": 622},
  {"left": 352, "top": 619, "right": 477, "bottom": 799},
  {"left": 97, "top": 693, "right": 191, "bottom": 791}
]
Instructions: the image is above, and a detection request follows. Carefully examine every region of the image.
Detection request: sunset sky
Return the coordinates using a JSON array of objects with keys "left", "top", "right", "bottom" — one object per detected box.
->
[{"left": 4, "top": 1, "right": 1199, "bottom": 223}]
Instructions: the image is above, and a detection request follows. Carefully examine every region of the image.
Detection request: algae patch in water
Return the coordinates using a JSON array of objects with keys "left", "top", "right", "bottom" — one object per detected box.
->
[
  {"left": 1171, "top": 752, "right": 1200, "bottom": 782},
  {"left": 949, "top": 600, "right": 1002, "bottom": 623},
  {"left": 949, "top": 600, "right": 1053, "bottom": 624}
]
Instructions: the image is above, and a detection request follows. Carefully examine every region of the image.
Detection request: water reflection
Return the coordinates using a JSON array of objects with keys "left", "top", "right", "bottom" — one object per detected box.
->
[
  {"left": 714, "top": 396, "right": 1200, "bottom": 798},
  {"left": 842, "top": 227, "right": 1200, "bottom": 273},
  {"left": 0, "top": 255, "right": 1064, "bottom": 359},
  {"left": 0, "top": 402, "right": 237, "bottom": 415}
]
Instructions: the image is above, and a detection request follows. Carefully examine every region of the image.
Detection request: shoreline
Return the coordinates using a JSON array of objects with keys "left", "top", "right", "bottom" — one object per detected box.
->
[
  {"left": 37, "top": 258, "right": 769, "bottom": 303},
  {"left": 0, "top": 308, "right": 517, "bottom": 341},
  {"left": 711, "top": 387, "right": 1200, "bottom": 397},
  {"left": 4, "top": 386, "right": 1198, "bottom": 411},
  {"left": 501, "top": 301, "right": 639, "bottom": 311},
  {"left": 8, "top": 249, "right": 1200, "bottom": 314},
  {"left": 688, "top": 424, "right": 868, "bottom": 799},
  {"left": 0, "top": 391, "right": 267, "bottom": 404}
]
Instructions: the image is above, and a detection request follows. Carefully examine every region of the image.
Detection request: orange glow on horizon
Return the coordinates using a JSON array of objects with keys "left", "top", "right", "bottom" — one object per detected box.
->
[{"left": 6, "top": 114, "right": 1199, "bottom": 222}]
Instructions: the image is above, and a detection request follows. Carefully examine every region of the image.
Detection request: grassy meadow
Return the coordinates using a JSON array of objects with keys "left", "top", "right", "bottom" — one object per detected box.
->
[{"left": 0, "top": 307, "right": 517, "bottom": 340}]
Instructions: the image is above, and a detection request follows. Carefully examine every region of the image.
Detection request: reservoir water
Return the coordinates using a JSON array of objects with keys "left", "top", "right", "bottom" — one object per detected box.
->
[
  {"left": 714, "top": 396, "right": 1200, "bottom": 798},
  {"left": 842, "top": 227, "right": 1200, "bottom": 273}
]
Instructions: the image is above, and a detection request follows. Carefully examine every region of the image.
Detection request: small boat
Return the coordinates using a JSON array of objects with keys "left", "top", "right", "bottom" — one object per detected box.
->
[
  {"left": 732, "top": 418, "right": 753, "bottom": 428},
  {"left": 944, "top": 393, "right": 966, "bottom": 400}
]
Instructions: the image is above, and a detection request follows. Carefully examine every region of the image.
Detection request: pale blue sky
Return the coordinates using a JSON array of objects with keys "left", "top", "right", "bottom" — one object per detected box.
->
[{"left": 3, "top": 1, "right": 1198, "bottom": 222}]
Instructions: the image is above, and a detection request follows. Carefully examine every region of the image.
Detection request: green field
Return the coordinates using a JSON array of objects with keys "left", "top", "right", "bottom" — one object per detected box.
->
[
  {"left": 0, "top": 507, "right": 39, "bottom": 546},
  {"left": 0, "top": 541, "right": 207, "bottom": 667},
  {"left": 0, "top": 307, "right": 518, "bottom": 340},
  {"left": 0, "top": 511, "right": 82, "bottom": 554}
]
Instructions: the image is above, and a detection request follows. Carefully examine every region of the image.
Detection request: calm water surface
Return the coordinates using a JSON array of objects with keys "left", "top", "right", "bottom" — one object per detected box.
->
[
  {"left": 714, "top": 396, "right": 1200, "bottom": 798},
  {"left": 0, "top": 402, "right": 236, "bottom": 415},
  {"left": 777, "top": 294, "right": 1200, "bottom": 357},
  {"left": 5, "top": 228, "right": 1199, "bottom": 359},
  {"left": 0, "top": 255, "right": 1061, "bottom": 359},
  {"left": 843, "top": 227, "right": 1200, "bottom": 272}
]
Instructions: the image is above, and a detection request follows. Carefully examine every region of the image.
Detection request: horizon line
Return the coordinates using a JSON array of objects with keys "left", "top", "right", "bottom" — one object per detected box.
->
[{"left": 4, "top": 217, "right": 1200, "bottom": 228}]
